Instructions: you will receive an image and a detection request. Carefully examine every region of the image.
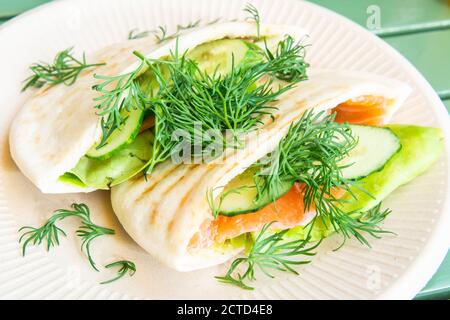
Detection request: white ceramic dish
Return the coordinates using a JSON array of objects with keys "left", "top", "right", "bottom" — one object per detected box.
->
[{"left": 0, "top": 0, "right": 449, "bottom": 299}]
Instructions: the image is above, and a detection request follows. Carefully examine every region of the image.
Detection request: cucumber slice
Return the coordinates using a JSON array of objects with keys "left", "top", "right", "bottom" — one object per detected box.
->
[
  {"left": 216, "top": 124, "right": 401, "bottom": 216},
  {"left": 340, "top": 125, "right": 401, "bottom": 180},
  {"left": 187, "top": 39, "right": 261, "bottom": 76},
  {"left": 340, "top": 125, "right": 443, "bottom": 212},
  {"left": 68, "top": 130, "right": 154, "bottom": 189},
  {"left": 86, "top": 107, "right": 144, "bottom": 160},
  {"left": 217, "top": 168, "right": 294, "bottom": 216}
]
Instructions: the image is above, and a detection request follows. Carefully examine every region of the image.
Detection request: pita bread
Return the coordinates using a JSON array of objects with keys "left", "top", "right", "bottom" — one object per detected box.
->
[{"left": 111, "top": 70, "right": 410, "bottom": 271}]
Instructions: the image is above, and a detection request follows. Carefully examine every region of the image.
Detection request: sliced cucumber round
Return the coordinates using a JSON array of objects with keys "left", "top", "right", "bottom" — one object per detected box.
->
[
  {"left": 187, "top": 39, "right": 261, "bottom": 76},
  {"left": 215, "top": 125, "right": 400, "bottom": 216},
  {"left": 86, "top": 107, "right": 144, "bottom": 160},
  {"left": 217, "top": 167, "right": 294, "bottom": 216},
  {"left": 340, "top": 125, "right": 401, "bottom": 180}
]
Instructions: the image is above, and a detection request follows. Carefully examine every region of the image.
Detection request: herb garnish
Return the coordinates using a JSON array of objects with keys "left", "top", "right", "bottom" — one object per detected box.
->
[
  {"left": 100, "top": 260, "right": 137, "bottom": 284},
  {"left": 19, "top": 203, "right": 137, "bottom": 284},
  {"left": 96, "top": 4, "right": 309, "bottom": 165},
  {"left": 216, "top": 222, "right": 321, "bottom": 290},
  {"left": 19, "top": 203, "right": 114, "bottom": 271},
  {"left": 265, "top": 35, "right": 309, "bottom": 83},
  {"left": 92, "top": 60, "right": 147, "bottom": 148},
  {"left": 154, "top": 20, "right": 201, "bottom": 43},
  {"left": 254, "top": 111, "right": 357, "bottom": 202},
  {"left": 333, "top": 202, "right": 393, "bottom": 248},
  {"left": 244, "top": 3, "right": 261, "bottom": 38},
  {"left": 22, "top": 48, "right": 104, "bottom": 91},
  {"left": 142, "top": 46, "right": 297, "bottom": 171},
  {"left": 128, "top": 20, "right": 202, "bottom": 42},
  {"left": 217, "top": 203, "right": 391, "bottom": 289},
  {"left": 213, "top": 110, "right": 394, "bottom": 290},
  {"left": 94, "top": 31, "right": 309, "bottom": 170},
  {"left": 253, "top": 110, "right": 392, "bottom": 246},
  {"left": 128, "top": 29, "right": 151, "bottom": 40}
]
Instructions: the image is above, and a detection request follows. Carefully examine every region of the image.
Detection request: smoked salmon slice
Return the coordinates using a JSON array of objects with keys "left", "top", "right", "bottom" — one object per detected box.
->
[
  {"left": 332, "top": 95, "right": 387, "bottom": 126},
  {"left": 190, "top": 183, "right": 313, "bottom": 248}
]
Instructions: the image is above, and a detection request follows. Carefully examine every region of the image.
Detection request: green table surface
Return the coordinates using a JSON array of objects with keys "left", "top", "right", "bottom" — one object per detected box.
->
[
  {"left": 385, "top": 29, "right": 450, "bottom": 94},
  {"left": 312, "top": 0, "right": 450, "bottom": 36},
  {"left": 0, "top": 0, "right": 449, "bottom": 300}
]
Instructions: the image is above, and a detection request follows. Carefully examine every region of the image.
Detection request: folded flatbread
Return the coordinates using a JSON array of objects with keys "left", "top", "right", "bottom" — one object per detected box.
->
[
  {"left": 111, "top": 70, "right": 411, "bottom": 271},
  {"left": 9, "top": 22, "right": 305, "bottom": 193},
  {"left": 10, "top": 20, "right": 411, "bottom": 271}
]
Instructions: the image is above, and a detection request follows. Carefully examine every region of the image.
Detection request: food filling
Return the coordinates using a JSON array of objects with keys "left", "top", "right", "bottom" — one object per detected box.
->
[{"left": 190, "top": 95, "right": 405, "bottom": 249}]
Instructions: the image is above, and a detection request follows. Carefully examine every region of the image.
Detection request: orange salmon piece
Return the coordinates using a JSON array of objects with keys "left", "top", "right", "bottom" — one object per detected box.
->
[
  {"left": 332, "top": 95, "right": 387, "bottom": 125},
  {"left": 190, "top": 184, "right": 315, "bottom": 248},
  {"left": 211, "top": 183, "right": 312, "bottom": 244}
]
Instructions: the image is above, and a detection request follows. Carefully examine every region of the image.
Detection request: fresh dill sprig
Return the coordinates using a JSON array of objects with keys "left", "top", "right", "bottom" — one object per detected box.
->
[
  {"left": 332, "top": 202, "right": 394, "bottom": 249},
  {"left": 154, "top": 25, "right": 169, "bottom": 43},
  {"left": 22, "top": 47, "right": 104, "bottom": 91},
  {"left": 254, "top": 110, "right": 357, "bottom": 201},
  {"left": 141, "top": 36, "right": 309, "bottom": 171},
  {"left": 177, "top": 20, "right": 201, "bottom": 31},
  {"left": 128, "top": 29, "right": 151, "bottom": 40},
  {"left": 94, "top": 31, "right": 309, "bottom": 166},
  {"left": 76, "top": 220, "right": 116, "bottom": 271},
  {"left": 143, "top": 50, "right": 292, "bottom": 171},
  {"left": 207, "top": 187, "right": 222, "bottom": 220},
  {"left": 96, "top": 20, "right": 202, "bottom": 146},
  {"left": 244, "top": 3, "right": 261, "bottom": 38},
  {"left": 92, "top": 58, "right": 147, "bottom": 148},
  {"left": 206, "top": 18, "right": 221, "bottom": 26},
  {"left": 100, "top": 260, "right": 136, "bottom": 284},
  {"left": 245, "top": 4, "right": 309, "bottom": 82},
  {"left": 216, "top": 222, "right": 321, "bottom": 290},
  {"left": 264, "top": 35, "right": 309, "bottom": 82},
  {"left": 254, "top": 110, "right": 392, "bottom": 246},
  {"left": 18, "top": 203, "right": 115, "bottom": 271},
  {"left": 154, "top": 20, "right": 201, "bottom": 43}
]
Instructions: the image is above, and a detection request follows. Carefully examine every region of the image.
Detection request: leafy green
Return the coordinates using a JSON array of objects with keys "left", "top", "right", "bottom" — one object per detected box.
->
[
  {"left": 340, "top": 125, "right": 444, "bottom": 213},
  {"left": 68, "top": 131, "right": 154, "bottom": 189},
  {"left": 283, "top": 217, "right": 334, "bottom": 242}
]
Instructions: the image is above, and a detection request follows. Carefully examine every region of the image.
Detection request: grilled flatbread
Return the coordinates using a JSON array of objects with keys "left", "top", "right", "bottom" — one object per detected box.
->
[
  {"left": 10, "top": 22, "right": 305, "bottom": 193},
  {"left": 111, "top": 70, "right": 410, "bottom": 271}
]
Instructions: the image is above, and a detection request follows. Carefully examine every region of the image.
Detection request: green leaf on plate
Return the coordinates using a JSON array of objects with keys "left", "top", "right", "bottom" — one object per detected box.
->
[{"left": 66, "top": 130, "right": 154, "bottom": 189}]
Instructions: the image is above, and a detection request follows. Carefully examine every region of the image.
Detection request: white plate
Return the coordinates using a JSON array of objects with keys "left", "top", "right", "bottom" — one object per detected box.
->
[{"left": 0, "top": 0, "right": 449, "bottom": 300}]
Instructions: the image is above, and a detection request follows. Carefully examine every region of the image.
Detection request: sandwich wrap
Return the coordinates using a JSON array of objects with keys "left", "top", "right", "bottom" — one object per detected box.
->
[
  {"left": 9, "top": 22, "right": 305, "bottom": 193},
  {"left": 111, "top": 69, "right": 411, "bottom": 271}
]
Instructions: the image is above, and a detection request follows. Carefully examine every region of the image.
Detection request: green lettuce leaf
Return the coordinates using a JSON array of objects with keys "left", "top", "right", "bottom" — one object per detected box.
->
[
  {"left": 341, "top": 124, "right": 444, "bottom": 212},
  {"left": 65, "top": 130, "right": 154, "bottom": 189}
]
